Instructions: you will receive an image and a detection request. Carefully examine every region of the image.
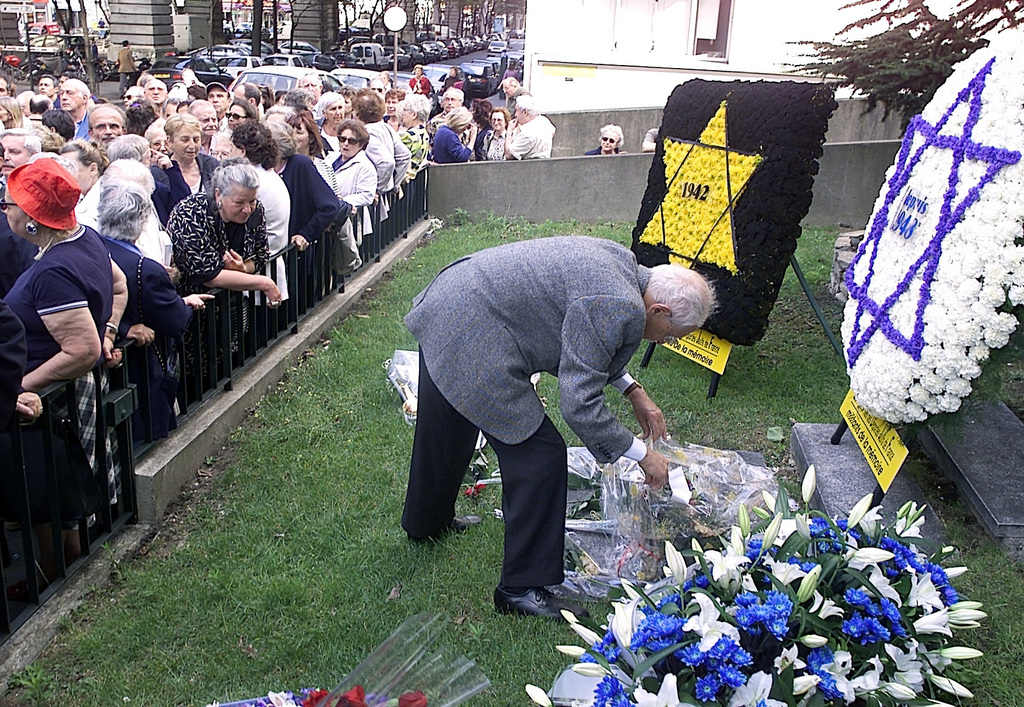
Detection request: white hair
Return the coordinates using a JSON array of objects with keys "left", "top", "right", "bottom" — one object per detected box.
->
[
  {"left": 599, "top": 124, "right": 624, "bottom": 147},
  {"left": 515, "top": 94, "right": 539, "bottom": 118},
  {"left": 646, "top": 265, "right": 716, "bottom": 328},
  {"left": 106, "top": 134, "right": 149, "bottom": 162},
  {"left": 62, "top": 78, "right": 90, "bottom": 98},
  {"left": 443, "top": 88, "right": 464, "bottom": 105},
  {"left": 97, "top": 179, "right": 154, "bottom": 242},
  {"left": 102, "top": 158, "right": 155, "bottom": 193},
  {"left": 0, "top": 128, "right": 41, "bottom": 156}
]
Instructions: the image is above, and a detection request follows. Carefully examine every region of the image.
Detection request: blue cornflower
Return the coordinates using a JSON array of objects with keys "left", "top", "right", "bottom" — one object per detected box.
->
[
  {"left": 656, "top": 593, "right": 683, "bottom": 611},
  {"left": 695, "top": 574, "right": 711, "bottom": 589},
  {"left": 694, "top": 674, "right": 722, "bottom": 702},
  {"left": 746, "top": 538, "right": 764, "bottom": 562},
  {"left": 844, "top": 588, "right": 872, "bottom": 609},
  {"left": 736, "top": 592, "right": 759, "bottom": 608},
  {"left": 807, "top": 646, "right": 844, "bottom": 700},
  {"left": 593, "top": 675, "right": 631, "bottom": 707},
  {"left": 632, "top": 611, "right": 687, "bottom": 653},
  {"left": 842, "top": 612, "right": 891, "bottom": 645},
  {"left": 592, "top": 630, "right": 622, "bottom": 662},
  {"left": 678, "top": 643, "right": 705, "bottom": 666},
  {"left": 719, "top": 664, "right": 748, "bottom": 689},
  {"left": 943, "top": 585, "right": 959, "bottom": 606}
]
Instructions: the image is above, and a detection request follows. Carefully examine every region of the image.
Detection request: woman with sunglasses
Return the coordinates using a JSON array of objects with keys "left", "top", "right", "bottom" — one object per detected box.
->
[
  {"left": 585, "top": 124, "right": 625, "bottom": 155},
  {"left": 156, "top": 113, "right": 219, "bottom": 211},
  {"left": 330, "top": 119, "right": 376, "bottom": 275},
  {"left": 226, "top": 98, "right": 258, "bottom": 127}
]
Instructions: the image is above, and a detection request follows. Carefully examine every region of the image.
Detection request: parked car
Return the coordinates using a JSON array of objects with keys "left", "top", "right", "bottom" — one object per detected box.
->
[
  {"left": 228, "top": 39, "right": 276, "bottom": 56},
  {"left": 421, "top": 64, "right": 453, "bottom": 94},
  {"left": 278, "top": 40, "right": 319, "bottom": 56},
  {"left": 312, "top": 52, "right": 355, "bottom": 71},
  {"left": 488, "top": 40, "right": 507, "bottom": 55},
  {"left": 401, "top": 43, "right": 425, "bottom": 65},
  {"left": 330, "top": 67, "right": 379, "bottom": 89},
  {"left": 151, "top": 56, "right": 235, "bottom": 88},
  {"left": 459, "top": 62, "right": 498, "bottom": 99},
  {"left": 421, "top": 41, "right": 445, "bottom": 63},
  {"left": 382, "top": 46, "right": 413, "bottom": 71},
  {"left": 216, "top": 55, "right": 263, "bottom": 78},
  {"left": 263, "top": 53, "right": 311, "bottom": 68},
  {"left": 192, "top": 43, "right": 250, "bottom": 58},
  {"left": 444, "top": 39, "right": 460, "bottom": 58},
  {"left": 231, "top": 65, "right": 344, "bottom": 94},
  {"left": 349, "top": 42, "right": 388, "bottom": 71}
]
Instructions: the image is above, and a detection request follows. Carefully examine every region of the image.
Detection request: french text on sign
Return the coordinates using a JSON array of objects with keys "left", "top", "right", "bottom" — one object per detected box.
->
[
  {"left": 663, "top": 328, "right": 732, "bottom": 375},
  {"left": 840, "top": 389, "right": 908, "bottom": 493}
]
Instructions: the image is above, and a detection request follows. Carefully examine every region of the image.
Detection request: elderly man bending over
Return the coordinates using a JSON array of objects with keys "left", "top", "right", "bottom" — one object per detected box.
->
[{"left": 402, "top": 236, "right": 715, "bottom": 619}]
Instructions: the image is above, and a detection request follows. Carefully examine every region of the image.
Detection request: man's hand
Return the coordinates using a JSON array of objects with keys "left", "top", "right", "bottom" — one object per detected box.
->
[
  {"left": 638, "top": 448, "right": 670, "bottom": 490},
  {"left": 15, "top": 392, "right": 42, "bottom": 422},
  {"left": 126, "top": 323, "right": 155, "bottom": 346},
  {"left": 628, "top": 387, "right": 667, "bottom": 441}
]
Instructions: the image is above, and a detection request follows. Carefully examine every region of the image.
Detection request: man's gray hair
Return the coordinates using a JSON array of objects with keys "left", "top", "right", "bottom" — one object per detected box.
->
[
  {"left": 97, "top": 179, "right": 153, "bottom": 242},
  {"left": 264, "top": 105, "right": 295, "bottom": 121},
  {"left": 283, "top": 88, "right": 314, "bottom": 111},
  {"left": 106, "top": 134, "right": 150, "bottom": 162},
  {"left": 63, "top": 78, "right": 90, "bottom": 98},
  {"left": 403, "top": 94, "right": 431, "bottom": 123},
  {"left": 28, "top": 151, "right": 77, "bottom": 175},
  {"left": 515, "top": 95, "right": 539, "bottom": 118},
  {"left": 646, "top": 265, "right": 716, "bottom": 329},
  {"left": 103, "top": 158, "right": 155, "bottom": 193},
  {"left": 209, "top": 158, "right": 260, "bottom": 197},
  {"left": 443, "top": 87, "right": 464, "bottom": 105},
  {"left": 1, "top": 128, "right": 41, "bottom": 155}
]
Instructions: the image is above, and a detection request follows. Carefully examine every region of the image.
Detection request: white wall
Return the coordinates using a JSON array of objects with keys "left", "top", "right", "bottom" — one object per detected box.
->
[{"left": 523, "top": 0, "right": 864, "bottom": 111}]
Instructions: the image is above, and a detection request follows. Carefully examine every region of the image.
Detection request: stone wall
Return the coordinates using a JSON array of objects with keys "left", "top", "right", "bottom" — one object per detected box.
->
[{"left": 830, "top": 230, "right": 864, "bottom": 303}]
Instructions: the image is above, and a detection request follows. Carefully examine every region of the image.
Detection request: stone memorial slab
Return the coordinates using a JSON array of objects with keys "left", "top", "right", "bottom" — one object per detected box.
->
[
  {"left": 790, "top": 423, "right": 945, "bottom": 548},
  {"left": 918, "top": 402, "right": 1024, "bottom": 559}
]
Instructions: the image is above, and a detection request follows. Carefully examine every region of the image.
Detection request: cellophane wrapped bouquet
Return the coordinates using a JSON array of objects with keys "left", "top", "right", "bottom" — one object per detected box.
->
[
  {"left": 207, "top": 613, "right": 490, "bottom": 707},
  {"left": 529, "top": 467, "right": 985, "bottom": 707}
]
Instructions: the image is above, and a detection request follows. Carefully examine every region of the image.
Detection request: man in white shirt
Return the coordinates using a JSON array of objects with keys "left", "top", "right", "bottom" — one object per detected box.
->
[{"left": 504, "top": 95, "right": 555, "bottom": 160}]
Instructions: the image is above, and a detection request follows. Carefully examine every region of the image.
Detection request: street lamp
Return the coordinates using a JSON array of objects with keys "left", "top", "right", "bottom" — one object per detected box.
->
[{"left": 382, "top": 5, "right": 406, "bottom": 81}]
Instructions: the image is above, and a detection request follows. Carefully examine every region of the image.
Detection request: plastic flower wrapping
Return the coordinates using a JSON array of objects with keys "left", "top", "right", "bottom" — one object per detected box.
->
[
  {"left": 206, "top": 614, "right": 490, "bottom": 707},
  {"left": 843, "top": 30, "right": 1024, "bottom": 423},
  {"left": 529, "top": 468, "right": 984, "bottom": 707}
]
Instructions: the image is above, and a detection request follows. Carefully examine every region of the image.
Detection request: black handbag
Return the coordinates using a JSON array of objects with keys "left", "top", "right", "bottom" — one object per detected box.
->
[{"left": 0, "top": 412, "right": 103, "bottom": 523}]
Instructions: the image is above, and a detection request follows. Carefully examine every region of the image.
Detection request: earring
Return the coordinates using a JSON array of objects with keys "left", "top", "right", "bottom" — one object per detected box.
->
[
  {"left": 216, "top": 200, "right": 223, "bottom": 209},
  {"left": 25, "top": 220, "right": 37, "bottom": 236}
]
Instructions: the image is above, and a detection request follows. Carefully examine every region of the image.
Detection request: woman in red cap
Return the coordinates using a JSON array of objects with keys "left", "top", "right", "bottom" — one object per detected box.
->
[{"left": 1, "top": 157, "right": 128, "bottom": 593}]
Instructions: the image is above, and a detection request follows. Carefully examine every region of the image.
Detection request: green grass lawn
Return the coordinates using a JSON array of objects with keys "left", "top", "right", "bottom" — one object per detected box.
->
[{"left": 17, "top": 218, "right": 1024, "bottom": 706}]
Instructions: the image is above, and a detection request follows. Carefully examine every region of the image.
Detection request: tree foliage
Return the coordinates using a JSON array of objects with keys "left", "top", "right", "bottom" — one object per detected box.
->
[{"left": 802, "top": 0, "right": 1024, "bottom": 124}]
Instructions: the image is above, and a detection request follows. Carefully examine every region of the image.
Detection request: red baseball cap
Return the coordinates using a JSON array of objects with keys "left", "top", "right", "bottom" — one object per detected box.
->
[{"left": 8, "top": 159, "right": 80, "bottom": 231}]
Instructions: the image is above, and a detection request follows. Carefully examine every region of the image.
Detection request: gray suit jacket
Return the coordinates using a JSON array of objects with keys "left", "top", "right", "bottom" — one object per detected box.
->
[{"left": 406, "top": 236, "right": 651, "bottom": 462}]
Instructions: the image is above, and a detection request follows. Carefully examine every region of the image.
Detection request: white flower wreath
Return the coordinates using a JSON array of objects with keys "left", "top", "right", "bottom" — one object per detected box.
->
[{"left": 842, "top": 30, "right": 1024, "bottom": 423}]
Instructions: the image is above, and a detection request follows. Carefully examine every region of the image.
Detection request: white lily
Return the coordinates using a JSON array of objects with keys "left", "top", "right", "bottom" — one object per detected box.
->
[
  {"left": 727, "top": 671, "right": 786, "bottom": 707},
  {"left": 730, "top": 526, "right": 745, "bottom": 553},
  {"left": 737, "top": 504, "right": 751, "bottom": 537},
  {"left": 682, "top": 593, "right": 740, "bottom": 652},
  {"left": 555, "top": 645, "right": 587, "bottom": 658},
  {"left": 937, "top": 646, "right": 983, "bottom": 660},
  {"left": 913, "top": 609, "right": 952, "bottom": 636},
  {"left": 949, "top": 600, "right": 983, "bottom": 611},
  {"left": 761, "top": 513, "right": 783, "bottom": 549},
  {"left": 882, "top": 682, "right": 918, "bottom": 700},
  {"left": 632, "top": 673, "right": 682, "bottom": 707},
  {"left": 944, "top": 566, "right": 968, "bottom": 579},
  {"left": 703, "top": 545, "right": 751, "bottom": 592},
  {"left": 866, "top": 565, "right": 902, "bottom": 606},
  {"left": 665, "top": 541, "right": 688, "bottom": 581},
  {"left": 846, "top": 493, "right": 875, "bottom": 528},
  {"left": 947, "top": 608, "right": 988, "bottom": 628},
  {"left": 766, "top": 557, "right": 806, "bottom": 586},
  {"left": 927, "top": 674, "right": 974, "bottom": 698},
  {"left": 847, "top": 547, "right": 895, "bottom": 569},
  {"left": 621, "top": 579, "right": 642, "bottom": 602},
  {"left": 794, "top": 513, "right": 811, "bottom": 541},
  {"left": 792, "top": 675, "right": 820, "bottom": 696},
  {"left": 267, "top": 693, "right": 299, "bottom": 707},
  {"left": 857, "top": 507, "right": 883, "bottom": 536},
  {"left": 568, "top": 620, "right": 602, "bottom": 646},
  {"left": 571, "top": 663, "right": 610, "bottom": 678},
  {"left": 885, "top": 641, "right": 924, "bottom": 691},
  {"left": 895, "top": 510, "right": 925, "bottom": 538},
  {"left": 525, "top": 684, "right": 553, "bottom": 706},
  {"left": 798, "top": 634, "right": 828, "bottom": 647},
  {"left": 810, "top": 592, "right": 844, "bottom": 620},
  {"left": 762, "top": 490, "right": 777, "bottom": 510},
  {"left": 908, "top": 573, "right": 945, "bottom": 612},
  {"left": 773, "top": 645, "right": 805, "bottom": 672},
  {"left": 847, "top": 656, "right": 883, "bottom": 695},
  {"left": 801, "top": 465, "right": 816, "bottom": 505},
  {"left": 611, "top": 598, "right": 641, "bottom": 649},
  {"left": 795, "top": 564, "right": 822, "bottom": 604}
]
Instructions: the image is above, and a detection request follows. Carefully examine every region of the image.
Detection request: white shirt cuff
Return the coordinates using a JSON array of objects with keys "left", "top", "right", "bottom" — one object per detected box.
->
[
  {"left": 610, "top": 372, "right": 636, "bottom": 393},
  {"left": 622, "top": 436, "right": 647, "bottom": 462}
]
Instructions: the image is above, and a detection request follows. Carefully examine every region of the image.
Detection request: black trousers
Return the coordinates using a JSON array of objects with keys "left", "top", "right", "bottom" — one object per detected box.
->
[{"left": 402, "top": 350, "right": 567, "bottom": 589}]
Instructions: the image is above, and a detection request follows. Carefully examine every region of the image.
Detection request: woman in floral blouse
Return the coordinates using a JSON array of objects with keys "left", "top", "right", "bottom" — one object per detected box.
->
[{"left": 167, "top": 160, "right": 281, "bottom": 305}]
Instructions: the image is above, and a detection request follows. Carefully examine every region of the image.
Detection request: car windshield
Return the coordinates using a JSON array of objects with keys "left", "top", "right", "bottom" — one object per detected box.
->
[{"left": 460, "top": 64, "right": 485, "bottom": 76}]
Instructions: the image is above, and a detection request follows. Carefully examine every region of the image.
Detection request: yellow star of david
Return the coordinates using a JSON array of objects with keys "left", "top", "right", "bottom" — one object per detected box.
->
[{"left": 640, "top": 101, "right": 762, "bottom": 274}]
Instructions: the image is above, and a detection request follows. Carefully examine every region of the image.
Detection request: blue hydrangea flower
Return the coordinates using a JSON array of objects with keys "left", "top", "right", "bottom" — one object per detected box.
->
[{"left": 592, "top": 675, "right": 631, "bottom": 707}]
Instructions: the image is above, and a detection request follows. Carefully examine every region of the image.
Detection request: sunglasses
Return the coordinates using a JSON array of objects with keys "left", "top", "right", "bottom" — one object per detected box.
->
[
  {"left": 372, "top": 88, "right": 385, "bottom": 93},
  {"left": 339, "top": 136, "right": 361, "bottom": 145},
  {"left": 227, "top": 113, "right": 248, "bottom": 120},
  {"left": 0, "top": 201, "right": 14, "bottom": 212},
  {"left": 600, "top": 136, "right": 617, "bottom": 142}
]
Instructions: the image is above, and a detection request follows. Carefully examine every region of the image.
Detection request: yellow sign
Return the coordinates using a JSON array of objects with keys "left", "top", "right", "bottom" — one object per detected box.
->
[
  {"left": 639, "top": 101, "right": 762, "bottom": 273},
  {"left": 663, "top": 328, "right": 732, "bottom": 375},
  {"left": 840, "top": 389, "right": 908, "bottom": 492},
  {"left": 539, "top": 63, "right": 597, "bottom": 78}
]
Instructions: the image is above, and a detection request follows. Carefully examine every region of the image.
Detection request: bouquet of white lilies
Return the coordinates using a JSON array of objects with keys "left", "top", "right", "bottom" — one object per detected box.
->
[{"left": 528, "top": 467, "right": 985, "bottom": 707}]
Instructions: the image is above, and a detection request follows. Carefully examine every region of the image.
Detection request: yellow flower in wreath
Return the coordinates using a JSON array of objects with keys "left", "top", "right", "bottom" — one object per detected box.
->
[{"left": 640, "top": 101, "right": 762, "bottom": 274}]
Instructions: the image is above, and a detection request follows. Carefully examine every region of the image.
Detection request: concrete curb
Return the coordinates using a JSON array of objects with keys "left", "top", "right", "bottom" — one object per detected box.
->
[{"left": 0, "top": 221, "right": 430, "bottom": 688}]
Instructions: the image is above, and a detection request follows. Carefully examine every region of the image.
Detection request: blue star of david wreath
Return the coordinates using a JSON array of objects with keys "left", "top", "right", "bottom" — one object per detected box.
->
[{"left": 845, "top": 57, "right": 1022, "bottom": 368}]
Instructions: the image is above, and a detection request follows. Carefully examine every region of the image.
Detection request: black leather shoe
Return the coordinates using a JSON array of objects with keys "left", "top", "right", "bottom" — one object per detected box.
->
[
  {"left": 407, "top": 515, "right": 482, "bottom": 542},
  {"left": 493, "top": 587, "right": 589, "bottom": 620}
]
